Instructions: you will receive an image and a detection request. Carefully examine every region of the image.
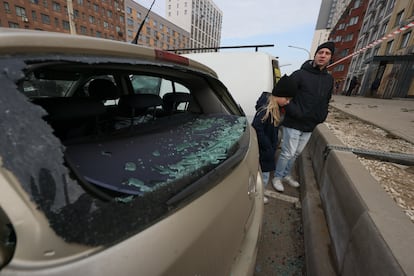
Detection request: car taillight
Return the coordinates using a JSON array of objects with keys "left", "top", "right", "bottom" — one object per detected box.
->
[{"left": 154, "top": 49, "right": 189, "bottom": 65}]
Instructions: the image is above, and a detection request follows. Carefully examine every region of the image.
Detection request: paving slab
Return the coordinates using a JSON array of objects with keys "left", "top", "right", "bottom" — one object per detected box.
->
[{"left": 330, "top": 95, "right": 414, "bottom": 144}]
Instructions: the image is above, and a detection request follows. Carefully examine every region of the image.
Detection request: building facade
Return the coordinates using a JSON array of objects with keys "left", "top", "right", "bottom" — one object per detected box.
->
[
  {"left": 347, "top": 0, "right": 414, "bottom": 98},
  {"left": 0, "top": 0, "right": 126, "bottom": 41},
  {"left": 165, "top": 0, "right": 222, "bottom": 51},
  {"left": 328, "top": 0, "right": 369, "bottom": 95},
  {"left": 311, "top": 0, "right": 352, "bottom": 55},
  {"left": 125, "top": 0, "right": 189, "bottom": 50}
]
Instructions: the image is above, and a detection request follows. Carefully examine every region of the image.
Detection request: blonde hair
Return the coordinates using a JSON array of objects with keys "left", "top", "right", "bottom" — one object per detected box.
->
[{"left": 260, "top": 95, "right": 281, "bottom": 127}]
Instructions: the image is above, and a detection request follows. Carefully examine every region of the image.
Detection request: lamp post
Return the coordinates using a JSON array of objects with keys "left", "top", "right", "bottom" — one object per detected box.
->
[{"left": 288, "top": 45, "right": 311, "bottom": 60}]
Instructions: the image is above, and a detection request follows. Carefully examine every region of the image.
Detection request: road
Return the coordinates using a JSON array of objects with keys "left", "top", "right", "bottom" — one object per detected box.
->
[{"left": 254, "top": 168, "right": 305, "bottom": 276}]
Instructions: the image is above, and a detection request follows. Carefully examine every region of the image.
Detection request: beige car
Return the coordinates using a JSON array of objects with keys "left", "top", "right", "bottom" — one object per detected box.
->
[{"left": 0, "top": 28, "right": 264, "bottom": 276}]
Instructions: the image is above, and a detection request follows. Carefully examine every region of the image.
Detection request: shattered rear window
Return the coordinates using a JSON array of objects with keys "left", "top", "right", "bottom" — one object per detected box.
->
[{"left": 0, "top": 55, "right": 248, "bottom": 246}]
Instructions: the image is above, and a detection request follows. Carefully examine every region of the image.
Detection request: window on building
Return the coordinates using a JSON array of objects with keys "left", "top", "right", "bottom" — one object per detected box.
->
[
  {"left": 52, "top": 2, "right": 61, "bottom": 12},
  {"left": 400, "top": 31, "right": 411, "bottom": 49},
  {"left": 30, "top": 0, "right": 39, "bottom": 4},
  {"left": 385, "top": 40, "right": 393, "bottom": 55},
  {"left": 372, "top": 47, "right": 379, "bottom": 56},
  {"left": 8, "top": 22, "right": 19, "bottom": 28},
  {"left": 333, "top": 64, "right": 344, "bottom": 72},
  {"left": 62, "top": 20, "right": 70, "bottom": 30},
  {"left": 4, "top": 2, "right": 10, "bottom": 13},
  {"left": 387, "top": 0, "right": 396, "bottom": 11},
  {"left": 43, "top": 0, "right": 48, "bottom": 8},
  {"left": 107, "top": 10, "right": 112, "bottom": 17},
  {"left": 96, "top": 31, "right": 102, "bottom": 38},
  {"left": 127, "top": 18, "right": 133, "bottom": 26},
  {"left": 15, "top": 6, "right": 27, "bottom": 17},
  {"left": 380, "top": 21, "right": 388, "bottom": 36},
  {"left": 93, "top": 3, "right": 99, "bottom": 12},
  {"left": 77, "top": 0, "right": 83, "bottom": 5},
  {"left": 80, "top": 25, "right": 87, "bottom": 34},
  {"left": 32, "top": 11, "right": 37, "bottom": 21},
  {"left": 349, "top": 16, "right": 359, "bottom": 26},
  {"left": 41, "top": 13, "right": 50, "bottom": 24},
  {"left": 344, "top": 34, "right": 354, "bottom": 42},
  {"left": 340, "top": 49, "right": 349, "bottom": 57},
  {"left": 104, "top": 21, "right": 109, "bottom": 28},
  {"left": 394, "top": 10, "right": 404, "bottom": 27},
  {"left": 54, "top": 17, "right": 59, "bottom": 27},
  {"left": 353, "top": 0, "right": 361, "bottom": 8}
]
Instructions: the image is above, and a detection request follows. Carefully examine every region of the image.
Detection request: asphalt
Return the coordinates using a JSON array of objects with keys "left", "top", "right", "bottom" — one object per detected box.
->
[{"left": 329, "top": 95, "right": 414, "bottom": 144}]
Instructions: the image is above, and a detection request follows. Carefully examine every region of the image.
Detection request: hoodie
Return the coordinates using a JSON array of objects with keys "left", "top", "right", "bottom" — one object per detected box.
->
[{"left": 282, "top": 60, "right": 333, "bottom": 132}]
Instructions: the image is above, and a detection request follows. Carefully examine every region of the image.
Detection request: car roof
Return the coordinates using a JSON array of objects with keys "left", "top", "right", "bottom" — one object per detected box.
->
[{"left": 0, "top": 27, "right": 217, "bottom": 77}]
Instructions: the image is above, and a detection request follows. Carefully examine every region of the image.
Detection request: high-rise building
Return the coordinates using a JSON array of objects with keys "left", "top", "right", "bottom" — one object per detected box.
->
[
  {"left": 0, "top": 0, "right": 126, "bottom": 41},
  {"left": 311, "top": 0, "right": 352, "bottom": 55},
  {"left": 165, "top": 0, "right": 222, "bottom": 51},
  {"left": 349, "top": 0, "right": 414, "bottom": 98},
  {"left": 328, "top": 0, "right": 369, "bottom": 94},
  {"left": 313, "top": 0, "right": 413, "bottom": 98},
  {"left": 125, "top": 0, "right": 189, "bottom": 50}
]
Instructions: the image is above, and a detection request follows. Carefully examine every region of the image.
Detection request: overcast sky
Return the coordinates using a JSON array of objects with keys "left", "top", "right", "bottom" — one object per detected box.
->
[{"left": 146, "top": 0, "right": 322, "bottom": 75}]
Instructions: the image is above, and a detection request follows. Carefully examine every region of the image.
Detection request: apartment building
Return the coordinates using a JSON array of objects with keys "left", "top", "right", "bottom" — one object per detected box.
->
[
  {"left": 0, "top": 0, "right": 126, "bottom": 41},
  {"left": 311, "top": 0, "right": 352, "bottom": 55},
  {"left": 328, "top": 0, "right": 369, "bottom": 94},
  {"left": 348, "top": 0, "right": 413, "bottom": 98},
  {"left": 125, "top": 0, "right": 189, "bottom": 50},
  {"left": 165, "top": 0, "right": 222, "bottom": 51}
]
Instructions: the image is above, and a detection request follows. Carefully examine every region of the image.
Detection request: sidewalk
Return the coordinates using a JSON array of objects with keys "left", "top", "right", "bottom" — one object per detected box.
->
[{"left": 329, "top": 95, "right": 414, "bottom": 144}]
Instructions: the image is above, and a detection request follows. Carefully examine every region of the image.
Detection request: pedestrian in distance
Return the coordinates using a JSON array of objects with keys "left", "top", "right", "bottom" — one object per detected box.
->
[
  {"left": 272, "top": 41, "right": 335, "bottom": 192},
  {"left": 252, "top": 75, "right": 298, "bottom": 203},
  {"left": 346, "top": 76, "right": 359, "bottom": 96}
]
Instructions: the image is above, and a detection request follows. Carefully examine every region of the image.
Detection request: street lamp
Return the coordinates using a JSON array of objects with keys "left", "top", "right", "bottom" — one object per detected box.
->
[{"left": 288, "top": 45, "right": 311, "bottom": 60}]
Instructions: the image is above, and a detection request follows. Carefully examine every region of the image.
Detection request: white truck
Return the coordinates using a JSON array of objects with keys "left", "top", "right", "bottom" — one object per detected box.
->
[{"left": 183, "top": 51, "right": 281, "bottom": 119}]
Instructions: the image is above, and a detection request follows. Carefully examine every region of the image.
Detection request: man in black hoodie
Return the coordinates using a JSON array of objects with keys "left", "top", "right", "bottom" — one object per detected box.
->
[{"left": 272, "top": 41, "right": 335, "bottom": 192}]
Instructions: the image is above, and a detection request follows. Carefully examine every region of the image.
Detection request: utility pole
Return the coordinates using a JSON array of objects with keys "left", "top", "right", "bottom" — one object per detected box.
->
[{"left": 67, "top": 0, "right": 76, "bottom": 35}]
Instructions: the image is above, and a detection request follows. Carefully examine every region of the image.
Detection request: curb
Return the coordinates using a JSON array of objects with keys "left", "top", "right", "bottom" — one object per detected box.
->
[{"left": 300, "top": 124, "right": 414, "bottom": 275}]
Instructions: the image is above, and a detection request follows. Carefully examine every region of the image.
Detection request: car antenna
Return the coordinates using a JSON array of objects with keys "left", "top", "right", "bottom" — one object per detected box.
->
[{"left": 131, "top": 0, "right": 156, "bottom": 45}]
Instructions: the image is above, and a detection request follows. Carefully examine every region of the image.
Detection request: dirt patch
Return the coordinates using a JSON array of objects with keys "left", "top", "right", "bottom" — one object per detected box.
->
[{"left": 325, "top": 107, "right": 414, "bottom": 222}]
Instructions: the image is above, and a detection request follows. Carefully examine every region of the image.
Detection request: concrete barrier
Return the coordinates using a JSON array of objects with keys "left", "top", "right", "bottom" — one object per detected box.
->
[{"left": 300, "top": 124, "right": 414, "bottom": 275}]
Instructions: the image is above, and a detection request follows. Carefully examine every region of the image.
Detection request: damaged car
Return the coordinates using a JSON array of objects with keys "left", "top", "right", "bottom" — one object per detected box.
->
[{"left": 0, "top": 28, "right": 263, "bottom": 276}]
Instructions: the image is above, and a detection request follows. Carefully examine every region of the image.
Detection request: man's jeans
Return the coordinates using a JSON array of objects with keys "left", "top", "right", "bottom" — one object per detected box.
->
[{"left": 274, "top": 127, "right": 312, "bottom": 179}]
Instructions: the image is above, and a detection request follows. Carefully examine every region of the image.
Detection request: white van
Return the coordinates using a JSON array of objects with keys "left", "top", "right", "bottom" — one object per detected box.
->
[{"left": 183, "top": 51, "right": 281, "bottom": 119}]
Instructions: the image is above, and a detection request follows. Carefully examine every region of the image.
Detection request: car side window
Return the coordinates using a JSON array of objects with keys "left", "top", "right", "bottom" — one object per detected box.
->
[
  {"left": 20, "top": 71, "right": 76, "bottom": 98},
  {"left": 130, "top": 75, "right": 162, "bottom": 95}
]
